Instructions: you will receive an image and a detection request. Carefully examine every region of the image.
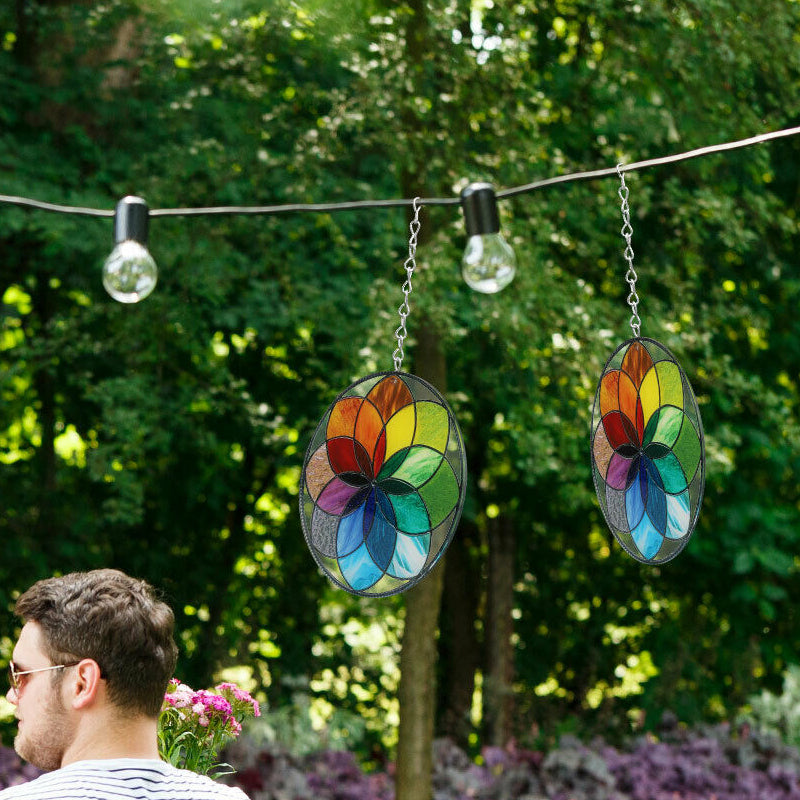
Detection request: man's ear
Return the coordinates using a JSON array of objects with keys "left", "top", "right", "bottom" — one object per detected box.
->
[{"left": 70, "top": 659, "right": 104, "bottom": 710}]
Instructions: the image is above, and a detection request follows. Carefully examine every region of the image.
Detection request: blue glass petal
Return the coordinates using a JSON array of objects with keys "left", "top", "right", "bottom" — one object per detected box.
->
[
  {"left": 388, "top": 532, "right": 430, "bottom": 578},
  {"left": 376, "top": 488, "right": 397, "bottom": 525},
  {"left": 339, "top": 543, "right": 383, "bottom": 592},
  {"left": 624, "top": 462, "right": 647, "bottom": 529},
  {"left": 630, "top": 514, "right": 663, "bottom": 560},
  {"left": 337, "top": 505, "right": 365, "bottom": 558},
  {"left": 366, "top": 507, "right": 396, "bottom": 572},
  {"left": 363, "top": 487, "right": 376, "bottom": 533},
  {"left": 666, "top": 490, "right": 691, "bottom": 539},
  {"left": 644, "top": 457, "right": 667, "bottom": 534}
]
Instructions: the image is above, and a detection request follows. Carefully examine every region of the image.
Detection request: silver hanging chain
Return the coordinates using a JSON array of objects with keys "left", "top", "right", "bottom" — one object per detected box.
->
[
  {"left": 617, "top": 165, "right": 641, "bottom": 338},
  {"left": 392, "top": 198, "right": 422, "bottom": 371}
]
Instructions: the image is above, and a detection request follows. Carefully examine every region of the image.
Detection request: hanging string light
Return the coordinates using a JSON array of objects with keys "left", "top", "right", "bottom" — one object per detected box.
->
[
  {"left": 102, "top": 196, "right": 158, "bottom": 304},
  {"left": 459, "top": 183, "right": 517, "bottom": 294}
]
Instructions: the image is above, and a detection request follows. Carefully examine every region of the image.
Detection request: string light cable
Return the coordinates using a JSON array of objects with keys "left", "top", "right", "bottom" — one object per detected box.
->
[
  {"left": 1, "top": 125, "right": 798, "bottom": 219},
  {"left": 2, "top": 124, "right": 799, "bottom": 301}
]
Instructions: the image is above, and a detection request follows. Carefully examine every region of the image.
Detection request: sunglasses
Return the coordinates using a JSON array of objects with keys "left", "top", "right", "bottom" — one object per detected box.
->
[{"left": 7, "top": 660, "right": 81, "bottom": 693}]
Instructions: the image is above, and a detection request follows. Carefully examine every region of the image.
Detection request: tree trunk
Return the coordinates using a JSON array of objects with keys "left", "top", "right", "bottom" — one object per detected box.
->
[
  {"left": 395, "top": 324, "right": 447, "bottom": 800},
  {"left": 483, "top": 514, "right": 516, "bottom": 746},
  {"left": 437, "top": 522, "right": 480, "bottom": 749}
]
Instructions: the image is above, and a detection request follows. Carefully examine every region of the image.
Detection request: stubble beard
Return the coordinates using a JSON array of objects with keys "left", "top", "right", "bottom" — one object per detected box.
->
[{"left": 15, "top": 689, "right": 72, "bottom": 772}]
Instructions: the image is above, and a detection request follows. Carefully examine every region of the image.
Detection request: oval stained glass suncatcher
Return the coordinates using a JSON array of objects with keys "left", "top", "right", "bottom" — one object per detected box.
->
[
  {"left": 300, "top": 371, "right": 467, "bottom": 596},
  {"left": 590, "top": 337, "right": 705, "bottom": 564}
]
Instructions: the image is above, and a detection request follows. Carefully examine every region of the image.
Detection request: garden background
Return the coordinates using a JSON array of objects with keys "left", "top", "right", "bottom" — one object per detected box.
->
[{"left": 2, "top": 0, "right": 800, "bottom": 798}]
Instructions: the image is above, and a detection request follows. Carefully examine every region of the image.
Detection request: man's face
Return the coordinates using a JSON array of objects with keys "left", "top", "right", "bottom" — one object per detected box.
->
[{"left": 6, "top": 621, "right": 75, "bottom": 771}]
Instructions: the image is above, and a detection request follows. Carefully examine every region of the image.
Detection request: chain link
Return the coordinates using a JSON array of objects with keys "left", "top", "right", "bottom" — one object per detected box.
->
[
  {"left": 617, "top": 165, "right": 641, "bottom": 338},
  {"left": 392, "top": 198, "right": 422, "bottom": 371}
]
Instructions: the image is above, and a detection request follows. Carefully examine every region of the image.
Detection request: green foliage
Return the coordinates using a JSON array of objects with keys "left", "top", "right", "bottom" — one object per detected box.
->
[
  {"left": 2, "top": 0, "right": 800, "bottom": 759},
  {"left": 740, "top": 665, "right": 800, "bottom": 751}
]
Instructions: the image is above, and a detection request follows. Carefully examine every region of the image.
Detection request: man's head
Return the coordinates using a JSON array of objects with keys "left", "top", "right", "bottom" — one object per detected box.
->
[{"left": 12, "top": 569, "right": 178, "bottom": 718}]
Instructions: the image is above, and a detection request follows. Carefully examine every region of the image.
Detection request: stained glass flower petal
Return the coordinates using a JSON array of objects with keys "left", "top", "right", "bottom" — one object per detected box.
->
[
  {"left": 666, "top": 491, "right": 691, "bottom": 539},
  {"left": 599, "top": 371, "right": 621, "bottom": 417},
  {"left": 418, "top": 461, "right": 460, "bottom": 528},
  {"left": 591, "top": 337, "right": 705, "bottom": 564},
  {"left": 327, "top": 436, "right": 361, "bottom": 475},
  {"left": 304, "top": 445, "right": 336, "bottom": 502},
  {"left": 643, "top": 405, "right": 683, "bottom": 450},
  {"left": 390, "top": 491, "right": 431, "bottom": 534},
  {"left": 301, "top": 371, "right": 467, "bottom": 596},
  {"left": 631, "top": 514, "right": 663, "bottom": 561},
  {"left": 607, "top": 452, "right": 635, "bottom": 491},
  {"left": 366, "top": 506, "right": 397, "bottom": 572},
  {"left": 413, "top": 402, "right": 450, "bottom": 452},
  {"left": 337, "top": 505, "right": 368, "bottom": 558},
  {"left": 339, "top": 544, "right": 384, "bottom": 592},
  {"left": 317, "top": 479, "right": 363, "bottom": 515},
  {"left": 389, "top": 532, "right": 430, "bottom": 578},
  {"left": 327, "top": 397, "right": 363, "bottom": 439},
  {"left": 391, "top": 446, "right": 443, "bottom": 488},
  {"left": 367, "top": 374, "right": 413, "bottom": 419},
  {"left": 384, "top": 405, "right": 416, "bottom": 463},
  {"left": 621, "top": 340, "right": 654, "bottom": 385}
]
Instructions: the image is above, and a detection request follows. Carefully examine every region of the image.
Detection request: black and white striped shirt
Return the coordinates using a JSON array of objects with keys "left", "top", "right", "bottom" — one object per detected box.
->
[{"left": 0, "top": 759, "right": 250, "bottom": 799}]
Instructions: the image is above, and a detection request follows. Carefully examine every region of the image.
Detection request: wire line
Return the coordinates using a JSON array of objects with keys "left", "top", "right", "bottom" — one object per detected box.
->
[{"left": 1, "top": 125, "right": 799, "bottom": 218}]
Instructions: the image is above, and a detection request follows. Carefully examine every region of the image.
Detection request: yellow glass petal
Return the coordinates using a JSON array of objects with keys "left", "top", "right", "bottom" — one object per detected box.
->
[
  {"left": 384, "top": 404, "right": 416, "bottom": 461},
  {"left": 639, "top": 367, "right": 660, "bottom": 428}
]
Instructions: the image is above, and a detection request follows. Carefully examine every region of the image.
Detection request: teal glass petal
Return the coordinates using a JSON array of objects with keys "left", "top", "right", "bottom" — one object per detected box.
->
[
  {"left": 652, "top": 451, "right": 688, "bottom": 494},
  {"left": 390, "top": 491, "right": 431, "bottom": 534}
]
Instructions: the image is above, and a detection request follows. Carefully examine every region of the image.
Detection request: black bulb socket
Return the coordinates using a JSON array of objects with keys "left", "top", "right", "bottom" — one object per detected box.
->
[
  {"left": 460, "top": 182, "right": 500, "bottom": 237},
  {"left": 113, "top": 196, "right": 150, "bottom": 245}
]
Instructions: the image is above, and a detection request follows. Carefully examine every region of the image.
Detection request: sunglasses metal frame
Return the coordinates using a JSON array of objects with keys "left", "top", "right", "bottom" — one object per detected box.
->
[{"left": 8, "top": 660, "right": 81, "bottom": 692}]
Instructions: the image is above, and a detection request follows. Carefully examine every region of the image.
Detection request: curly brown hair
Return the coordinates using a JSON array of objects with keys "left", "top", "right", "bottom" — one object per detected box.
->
[{"left": 15, "top": 569, "right": 178, "bottom": 718}]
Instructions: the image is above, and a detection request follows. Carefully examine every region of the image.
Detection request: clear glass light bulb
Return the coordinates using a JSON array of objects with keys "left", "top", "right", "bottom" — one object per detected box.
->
[
  {"left": 102, "top": 240, "right": 158, "bottom": 303},
  {"left": 461, "top": 233, "right": 517, "bottom": 293}
]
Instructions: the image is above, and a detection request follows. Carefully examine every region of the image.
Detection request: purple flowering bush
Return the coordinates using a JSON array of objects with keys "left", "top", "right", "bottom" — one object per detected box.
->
[
  {"left": 224, "top": 720, "right": 800, "bottom": 800},
  {"left": 0, "top": 746, "right": 41, "bottom": 790},
  {"left": 5, "top": 713, "right": 800, "bottom": 798}
]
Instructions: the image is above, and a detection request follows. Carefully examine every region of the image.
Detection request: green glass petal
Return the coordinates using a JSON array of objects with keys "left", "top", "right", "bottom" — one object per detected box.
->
[
  {"left": 651, "top": 452, "right": 688, "bottom": 494},
  {"left": 672, "top": 417, "right": 702, "bottom": 482},
  {"left": 376, "top": 447, "right": 410, "bottom": 481},
  {"left": 413, "top": 401, "right": 450, "bottom": 452},
  {"left": 644, "top": 405, "right": 683, "bottom": 448},
  {"left": 655, "top": 361, "right": 684, "bottom": 409},
  {"left": 418, "top": 460, "right": 459, "bottom": 528},
  {"left": 392, "top": 445, "right": 443, "bottom": 487},
  {"left": 390, "top": 491, "right": 431, "bottom": 534},
  {"left": 380, "top": 477, "right": 416, "bottom": 495}
]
